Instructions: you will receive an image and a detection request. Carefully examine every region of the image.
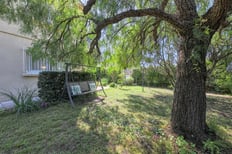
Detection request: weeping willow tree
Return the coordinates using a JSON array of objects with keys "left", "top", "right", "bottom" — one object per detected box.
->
[{"left": 1, "top": 0, "right": 232, "bottom": 143}]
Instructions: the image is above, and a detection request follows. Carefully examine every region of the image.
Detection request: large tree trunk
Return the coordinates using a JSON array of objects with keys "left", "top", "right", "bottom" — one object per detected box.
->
[
  {"left": 170, "top": 0, "right": 231, "bottom": 144},
  {"left": 171, "top": 33, "right": 210, "bottom": 142}
]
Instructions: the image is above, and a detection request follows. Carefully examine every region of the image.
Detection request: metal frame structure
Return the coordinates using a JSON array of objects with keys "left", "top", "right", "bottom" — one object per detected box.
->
[{"left": 65, "top": 63, "right": 107, "bottom": 106}]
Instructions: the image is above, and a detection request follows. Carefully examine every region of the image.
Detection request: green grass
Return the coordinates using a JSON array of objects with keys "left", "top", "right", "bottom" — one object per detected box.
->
[{"left": 0, "top": 86, "right": 231, "bottom": 153}]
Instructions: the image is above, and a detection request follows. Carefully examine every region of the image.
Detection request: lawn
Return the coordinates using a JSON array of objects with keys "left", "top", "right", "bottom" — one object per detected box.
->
[{"left": 0, "top": 86, "right": 231, "bottom": 154}]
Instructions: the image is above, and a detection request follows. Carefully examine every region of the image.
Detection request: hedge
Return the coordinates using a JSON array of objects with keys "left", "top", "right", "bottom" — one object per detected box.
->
[{"left": 38, "top": 71, "right": 94, "bottom": 102}]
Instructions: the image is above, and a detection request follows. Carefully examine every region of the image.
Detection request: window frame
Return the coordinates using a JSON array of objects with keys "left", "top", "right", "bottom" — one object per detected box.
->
[{"left": 22, "top": 48, "right": 63, "bottom": 76}]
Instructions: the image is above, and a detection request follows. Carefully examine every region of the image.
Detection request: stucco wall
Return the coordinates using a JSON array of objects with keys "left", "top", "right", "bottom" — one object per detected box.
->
[{"left": 0, "top": 20, "right": 38, "bottom": 102}]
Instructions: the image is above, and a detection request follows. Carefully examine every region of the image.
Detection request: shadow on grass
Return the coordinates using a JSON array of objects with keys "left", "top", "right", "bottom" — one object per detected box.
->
[
  {"left": 76, "top": 103, "right": 157, "bottom": 153},
  {"left": 0, "top": 93, "right": 173, "bottom": 153},
  {"left": 206, "top": 96, "right": 232, "bottom": 149},
  {"left": 0, "top": 103, "right": 111, "bottom": 154},
  {"left": 207, "top": 97, "right": 232, "bottom": 118},
  {"left": 1, "top": 87, "right": 231, "bottom": 153},
  {"left": 118, "top": 93, "right": 173, "bottom": 118},
  {"left": 118, "top": 87, "right": 130, "bottom": 91}
]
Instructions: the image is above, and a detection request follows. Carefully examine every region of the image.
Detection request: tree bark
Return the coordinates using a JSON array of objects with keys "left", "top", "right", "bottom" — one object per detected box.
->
[{"left": 171, "top": 30, "right": 210, "bottom": 142}]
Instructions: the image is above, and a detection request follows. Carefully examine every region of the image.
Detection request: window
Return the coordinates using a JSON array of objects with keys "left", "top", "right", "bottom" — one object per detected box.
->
[
  {"left": 227, "top": 62, "right": 232, "bottom": 72},
  {"left": 23, "top": 48, "right": 63, "bottom": 76}
]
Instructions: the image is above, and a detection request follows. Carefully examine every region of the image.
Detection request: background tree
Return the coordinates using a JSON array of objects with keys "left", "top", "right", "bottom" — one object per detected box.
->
[
  {"left": 2, "top": 0, "right": 232, "bottom": 144},
  {"left": 206, "top": 26, "right": 232, "bottom": 94}
]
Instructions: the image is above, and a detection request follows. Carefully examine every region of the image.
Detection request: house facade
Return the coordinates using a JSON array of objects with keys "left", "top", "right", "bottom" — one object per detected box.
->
[{"left": 0, "top": 20, "right": 38, "bottom": 102}]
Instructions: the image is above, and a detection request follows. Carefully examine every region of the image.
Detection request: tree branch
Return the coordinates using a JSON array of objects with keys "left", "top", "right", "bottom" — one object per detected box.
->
[
  {"left": 96, "top": 8, "right": 182, "bottom": 31},
  {"left": 109, "top": 21, "right": 135, "bottom": 42},
  {"left": 83, "top": 0, "right": 96, "bottom": 15},
  {"left": 207, "top": 47, "right": 232, "bottom": 75},
  {"left": 45, "top": 15, "right": 95, "bottom": 52},
  {"left": 202, "top": 0, "right": 232, "bottom": 32},
  {"left": 153, "top": 0, "right": 169, "bottom": 44},
  {"left": 89, "top": 8, "right": 182, "bottom": 53}
]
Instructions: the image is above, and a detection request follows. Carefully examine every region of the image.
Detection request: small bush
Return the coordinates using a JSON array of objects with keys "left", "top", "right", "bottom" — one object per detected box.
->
[
  {"left": 176, "top": 136, "right": 196, "bottom": 154},
  {"left": 109, "top": 82, "right": 117, "bottom": 88},
  {"left": 132, "top": 69, "right": 143, "bottom": 85},
  {"left": 0, "top": 87, "right": 39, "bottom": 114},
  {"left": 203, "top": 140, "right": 220, "bottom": 154},
  {"left": 101, "top": 78, "right": 109, "bottom": 86}
]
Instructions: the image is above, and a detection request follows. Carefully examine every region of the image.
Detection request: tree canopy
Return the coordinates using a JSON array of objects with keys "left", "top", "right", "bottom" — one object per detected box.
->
[{"left": 1, "top": 1, "right": 231, "bottom": 68}]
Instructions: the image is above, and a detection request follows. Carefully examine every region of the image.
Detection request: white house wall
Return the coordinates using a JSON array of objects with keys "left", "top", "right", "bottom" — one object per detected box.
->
[{"left": 0, "top": 20, "right": 38, "bottom": 102}]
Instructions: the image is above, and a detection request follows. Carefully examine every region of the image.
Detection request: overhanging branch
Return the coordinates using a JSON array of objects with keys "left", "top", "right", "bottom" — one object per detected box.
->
[
  {"left": 89, "top": 8, "right": 183, "bottom": 53},
  {"left": 96, "top": 8, "right": 182, "bottom": 31}
]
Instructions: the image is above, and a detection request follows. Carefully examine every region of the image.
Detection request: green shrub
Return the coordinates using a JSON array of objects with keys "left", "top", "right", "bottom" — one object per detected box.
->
[
  {"left": 107, "top": 70, "right": 120, "bottom": 83},
  {"left": 206, "top": 63, "right": 232, "bottom": 94},
  {"left": 109, "top": 82, "right": 117, "bottom": 88},
  {"left": 38, "top": 71, "right": 66, "bottom": 103},
  {"left": 101, "top": 77, "right": 109, "bottom": 86},
  {"left": 132, "top": 69, "right": 143, "bottom": 85},
  {"left": 38, "top": 71, "right": 94, "bottom": 103},
  {"left": 0, "top": 87, "right": 39, "bottom": 114},
  {"left": 203, "top": 140, "right": 221, "bottom": 154},
  {"left": 176, "top": 136, "right": 196, "bottom": 154}
]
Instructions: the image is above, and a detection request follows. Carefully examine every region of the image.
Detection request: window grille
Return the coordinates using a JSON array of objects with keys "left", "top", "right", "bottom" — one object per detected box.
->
[{"left": 23, "top": 48, "right": 64, "bottom": 75}]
